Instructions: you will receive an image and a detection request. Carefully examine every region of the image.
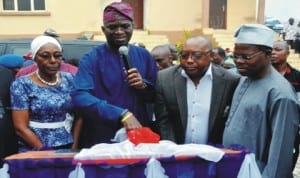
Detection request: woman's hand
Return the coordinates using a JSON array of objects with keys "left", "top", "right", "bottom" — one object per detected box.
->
[{"left": 12, "top": 110, "right": 44, "bottom": 149}]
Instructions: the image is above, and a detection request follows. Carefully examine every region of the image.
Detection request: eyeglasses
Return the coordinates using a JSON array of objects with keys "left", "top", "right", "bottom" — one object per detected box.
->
[
  {"left": 232, "top": 51, "right": 263, "bottom": 60},
  {"left": 37, "top": 53, "right": 63, "bottom": 60},
  {"left": 179, "top": 51, "right": 210, "bottom": 61}
]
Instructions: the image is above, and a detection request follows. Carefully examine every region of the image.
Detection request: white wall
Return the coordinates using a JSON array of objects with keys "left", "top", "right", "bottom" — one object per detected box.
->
[{"left": 265, "top": 0, "right": 300, "bottom": 23}]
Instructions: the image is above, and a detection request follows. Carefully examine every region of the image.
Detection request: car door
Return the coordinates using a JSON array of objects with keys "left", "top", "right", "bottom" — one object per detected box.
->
[{"left": 0, "top": 44, "right": 5, "bottom": 56}]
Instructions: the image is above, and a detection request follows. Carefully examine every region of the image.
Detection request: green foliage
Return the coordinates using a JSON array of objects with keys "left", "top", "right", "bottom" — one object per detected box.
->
[
  {"left": 175, "top": 30, "right": 191, "bottom": 53},
  {"left": 184, "top": 30, "right": 191, "bottom": 39},
  {"left": 172, "top": 30, "right": 192, "bottom": 63}
]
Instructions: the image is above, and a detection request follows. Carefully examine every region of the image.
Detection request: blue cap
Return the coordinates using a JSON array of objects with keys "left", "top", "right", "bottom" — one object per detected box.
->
[{"left": 0, "top": 54, "right": 24, "bottom": 69}]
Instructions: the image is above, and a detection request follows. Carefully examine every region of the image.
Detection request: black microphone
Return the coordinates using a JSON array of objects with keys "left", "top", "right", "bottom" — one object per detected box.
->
[{"left": 119, "top": 46, "right": 132, "bottom": 70}]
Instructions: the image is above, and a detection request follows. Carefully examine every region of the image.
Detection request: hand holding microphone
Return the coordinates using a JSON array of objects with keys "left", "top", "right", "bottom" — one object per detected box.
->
[
  {"left": 119, "top": 46, "right": 147, "bottom": 90},
  {"left": 119, "top": 46, "right": 131, "bottom": 71}
]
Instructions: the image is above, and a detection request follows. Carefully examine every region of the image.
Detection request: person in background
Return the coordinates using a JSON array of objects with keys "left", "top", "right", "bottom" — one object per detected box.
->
[
  {"left": 271, "top": 40, "right": 300, "bottom": 169},
  {"left": 212, "top": 47, "right": 240, "bottom": 75},
  {"left": 10, "top": 36, "right": 82, "bottom": 152},
  {"left": 294, "top": 21, "right": 300, "bottom": 54},
  {"left": 44, "top": 28, "right": 62, "bottom": 44},
  {"left": 148, "top": 44, "right": 174, "bottom": 127},
  {"left": 271, "top": 41, "right": 300, "bottom": 91},
  {"left": 223, "top": 24, "right": 299, "bottom": 178},
  {"left": 132, "top": 42, "right": 146, "bottom": 49},
  {"left": 168, "top": 44, "right": 179, "bottom": 62},
  {"left": 151, "top": 44, "right": 174, "bottom": 70},
  {"left": 71, "top": 2, "right": 157, "bottom": 148},
  {"left": 0, "top": 66, "right": 18, "bottom": 166},
  {"left": 0, "top": 54, "right": 24, "bottom": 76},
  {"left": 222, "top": 57, "right": 236, "bottom": 70},
  {"left": 282, "top": 17, "right": 297, "bottom": 49},
  {"left": 222, "top": 48, "right": 238, "bottom": 73},
  {"left": 212, "top": 47, "right": 226, "bottom": 66},
  {"left": 22, "top": 51, "right": 35, "bottom": 68},
  {"left": 0, "top": 54, "right": 24, "bottom": 157},
  {"left": 154, "top": 35, "right": 239, "bottom": 145}
]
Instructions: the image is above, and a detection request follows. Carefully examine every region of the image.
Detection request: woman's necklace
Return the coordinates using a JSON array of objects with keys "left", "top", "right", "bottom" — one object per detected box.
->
[{"left": 35, "top": 70, "right": 60, "bottom": 86}]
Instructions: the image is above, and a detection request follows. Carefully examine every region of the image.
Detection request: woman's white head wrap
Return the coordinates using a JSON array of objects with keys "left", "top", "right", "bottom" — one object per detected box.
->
[{"left": 31, "top": 35, "right": 62, "bottom": 60}]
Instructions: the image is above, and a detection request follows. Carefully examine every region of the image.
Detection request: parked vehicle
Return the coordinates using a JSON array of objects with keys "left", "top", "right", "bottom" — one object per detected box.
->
[
  {"left": 264, "top": 18, "right": 284, "bottom": 34},
  {"left": 0, "top": 39, "right": 103, "bottom": 60}
]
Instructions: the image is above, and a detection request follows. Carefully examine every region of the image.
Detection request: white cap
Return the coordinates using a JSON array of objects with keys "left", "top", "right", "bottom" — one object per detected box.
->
[
  {"left": 234, "top": 24, "right": 275, "bottom": 48},
  {"left": 31, "top": 35, "right": 62, "bottom": 60}
]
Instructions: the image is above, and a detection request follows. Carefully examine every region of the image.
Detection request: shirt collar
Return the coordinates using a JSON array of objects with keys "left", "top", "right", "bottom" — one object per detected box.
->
[
  {"left": 286, "top": 63, "right": 292, "bottom": 75},
  {"left": 181, "top": 63, "right": 213, "bottom": 80}
]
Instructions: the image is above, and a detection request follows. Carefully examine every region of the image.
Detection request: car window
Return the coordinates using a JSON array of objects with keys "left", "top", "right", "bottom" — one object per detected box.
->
[
  {"left": 62, "top": 44, "right": 95, "bottom": 60},
  {"left": 0, "top": 40, "right": 101, "bottom": 60},
  {"left": 6, "top": 43, "right": 30, "bottom": 56}
]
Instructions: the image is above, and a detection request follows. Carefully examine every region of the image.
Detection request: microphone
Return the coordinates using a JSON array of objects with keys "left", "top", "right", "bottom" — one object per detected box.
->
[{"left": 119, "top": 46, "right": 132, "bottom": 70}]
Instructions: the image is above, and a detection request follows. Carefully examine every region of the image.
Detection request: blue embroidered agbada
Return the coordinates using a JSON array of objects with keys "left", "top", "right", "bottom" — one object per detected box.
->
[
  {"left": 10, "top": 72, "right": 75, "bottom": 152},
  {"left": 71, "top": 44, "right": 158, "bottom": 147}
]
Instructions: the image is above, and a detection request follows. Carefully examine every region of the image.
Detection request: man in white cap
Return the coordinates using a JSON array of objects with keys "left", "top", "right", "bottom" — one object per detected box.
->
[{"left": 223, "top": 24, "right": 300, "bottom": 178}]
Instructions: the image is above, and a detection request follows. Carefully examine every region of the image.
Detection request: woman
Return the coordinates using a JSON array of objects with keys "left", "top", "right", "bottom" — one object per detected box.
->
[{"left": 10, "top": 35, "right": 81, "bottom": 152}]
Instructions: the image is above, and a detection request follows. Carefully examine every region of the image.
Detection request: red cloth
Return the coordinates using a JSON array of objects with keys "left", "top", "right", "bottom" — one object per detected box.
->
[
  {"left": 16, "top": 63, "right": 78, "bottom": 78},
  {"left": 23, "top": 51, "right": 32, "bottom": 59},
  {"left": 127, "top": 127, "right": 160, "bottom": 145}
]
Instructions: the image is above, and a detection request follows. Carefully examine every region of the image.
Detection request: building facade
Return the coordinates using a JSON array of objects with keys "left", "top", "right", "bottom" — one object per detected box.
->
[{"left": 0, "top": 0, "right": 262, "bottom": 41}]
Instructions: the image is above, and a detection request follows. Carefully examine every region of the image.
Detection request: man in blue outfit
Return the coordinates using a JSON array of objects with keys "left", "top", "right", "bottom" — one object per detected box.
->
[
  {"left": 223, "top": 24, "right": 300, "bottom": 178},
  {"left": 71, "top": 2, "right": 158, "bottom": 148}
]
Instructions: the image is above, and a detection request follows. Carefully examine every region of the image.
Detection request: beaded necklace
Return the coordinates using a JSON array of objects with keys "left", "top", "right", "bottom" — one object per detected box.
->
[{"left": 35, "top": 70, "right": 60, "bottom": 86}]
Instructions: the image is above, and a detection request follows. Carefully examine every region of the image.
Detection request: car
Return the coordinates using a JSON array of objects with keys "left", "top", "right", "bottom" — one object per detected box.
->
[
  {"left": 264, "top": 18, "right": 284, "bottom": 34},
  {"left": 0, "top": 39, "right": 103, "bottom": 61}
]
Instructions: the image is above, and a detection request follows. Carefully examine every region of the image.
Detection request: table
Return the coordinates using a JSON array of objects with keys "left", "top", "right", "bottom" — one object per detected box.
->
[{"left": 2, "top": 149, "right": 248, "bottom": 178}]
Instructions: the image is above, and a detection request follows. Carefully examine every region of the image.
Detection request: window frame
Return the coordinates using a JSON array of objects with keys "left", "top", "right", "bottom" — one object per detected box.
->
[{"left": 0, "top": 0, "right": 49, "bottom": 16}]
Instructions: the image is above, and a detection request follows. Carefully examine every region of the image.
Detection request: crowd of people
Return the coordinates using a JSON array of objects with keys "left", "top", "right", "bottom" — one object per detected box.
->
[{"left": 0, "top": 2, "right": 300, "bottom": 178}]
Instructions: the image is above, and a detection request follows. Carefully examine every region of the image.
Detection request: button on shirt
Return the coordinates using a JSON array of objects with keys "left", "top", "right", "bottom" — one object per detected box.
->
[{"left": 182, "top": 64, "right": 213, "bottom": 144}]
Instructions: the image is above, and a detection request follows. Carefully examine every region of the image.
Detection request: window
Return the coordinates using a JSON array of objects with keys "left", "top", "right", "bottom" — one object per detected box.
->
[{"left": 3, "top": 0, "right": 45, "bottom": 11}]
